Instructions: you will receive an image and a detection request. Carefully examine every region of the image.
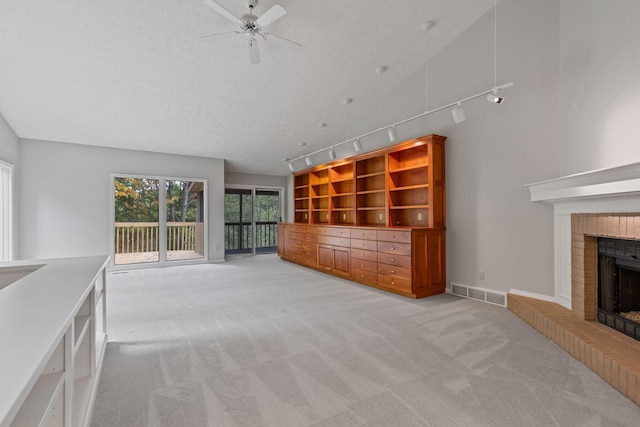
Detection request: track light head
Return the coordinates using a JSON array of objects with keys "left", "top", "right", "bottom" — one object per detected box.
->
[
  {"left": 487, "top": 91, "right": 504, "bottom": 104},
  {"left": 353, "top": 138, "right": 363, "bottom": 152},
  {"left": 328, "top": 147, "right": 336, "bottom": 160},
  {"left": 388, "top": 126, "right": 398, "bottom": 142},
  {"left": 288, "top": 162, "right": 295, "bottom": 172},
  {"left": 305, "top": 156, "right": 312, "bottom": 166},
  {"left": 452, "top": 102, "right": 466, "bottom": 123}
]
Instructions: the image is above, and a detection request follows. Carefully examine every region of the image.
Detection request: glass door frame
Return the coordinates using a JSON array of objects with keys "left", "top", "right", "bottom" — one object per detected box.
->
[
  {"left": 110, "top": 174, "right": 208, "bottom": 269},
  {"left": 0, "top": 159, "right": 13, "bottom": 261},
  {"left": 224, "top": 184, "right": 284, "bottom": 256}
]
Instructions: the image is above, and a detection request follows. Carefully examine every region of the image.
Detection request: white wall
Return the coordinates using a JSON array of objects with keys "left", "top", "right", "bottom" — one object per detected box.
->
[
  {"left": 18, "top": 139, "right": 225, "bottom": 262},
  {"left": 224, "top": 172, "right": 287, "bottom": 188},
  {"left": 314, "top": 0, "right": 560, "bottom": 296},
  {"left": 558, "top": 0, "right": 640, "bottom": 175},
  {"left": 282, "top": 0, "right": 561, "bottom": 296}
]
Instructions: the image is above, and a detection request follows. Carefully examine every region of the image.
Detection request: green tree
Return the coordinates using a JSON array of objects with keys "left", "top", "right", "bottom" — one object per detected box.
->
[{"left": 114, "top": 178, "right": 159, "bottom": 222}]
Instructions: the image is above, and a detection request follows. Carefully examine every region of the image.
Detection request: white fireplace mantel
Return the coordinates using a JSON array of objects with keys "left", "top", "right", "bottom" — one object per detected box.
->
[
  {"left": 527, "top": 161, "right": 640, "bottom": 203},
  {"left": 525, "top": 161, "right": 640, "bottom": 309}
]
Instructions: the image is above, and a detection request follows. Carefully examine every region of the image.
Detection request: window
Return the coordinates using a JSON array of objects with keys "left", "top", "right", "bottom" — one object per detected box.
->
[{"left": 0, "top": 160, "right": 13, "bottom": 261}]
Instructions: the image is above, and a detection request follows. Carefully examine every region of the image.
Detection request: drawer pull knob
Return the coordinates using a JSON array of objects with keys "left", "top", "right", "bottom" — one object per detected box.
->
[
  {"left": 391, "top": 270, "right": 395, "bottom": 273},
  {"left": 390, "top": 258, "right": 395, "bottom": 262},
  {"left": 361, "top": 274, "right": 365, "bottom": 278}
]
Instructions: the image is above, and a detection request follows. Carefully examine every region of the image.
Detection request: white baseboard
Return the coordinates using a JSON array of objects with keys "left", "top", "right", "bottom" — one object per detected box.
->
[{"left": 508, "top": 288, "right": 558, "bottom": 304}]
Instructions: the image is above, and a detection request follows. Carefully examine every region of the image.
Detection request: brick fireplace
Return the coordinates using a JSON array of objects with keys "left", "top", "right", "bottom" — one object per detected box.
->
[
  {"left": 571, "top": 213, "right": 640, "bottom": 322},
  {"left": 512, "top": 164, "right": 640, "bottom": 406}
]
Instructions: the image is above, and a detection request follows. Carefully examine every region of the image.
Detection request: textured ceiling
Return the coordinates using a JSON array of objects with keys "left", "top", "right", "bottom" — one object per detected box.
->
[{"left": 0, "top": 0, "right": 496, "bottom": 176}]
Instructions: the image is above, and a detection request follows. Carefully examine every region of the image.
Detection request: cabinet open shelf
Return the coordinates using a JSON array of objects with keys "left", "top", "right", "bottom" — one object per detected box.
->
[
  {"left": 73, "top": 314, "right": 91, "bottom": 353},
  {"left": 356, "top": 171, "right": 385, "bottom": 179},
  {"left": 389, "top": 184, "right": 429, "bottom": 192},
  {"left": 388, "top": 163, "right": 428, "bottom": 173},
  {"left": 292, "top": 135, "right": 445, "bottom": 228},
  {"left": 10, "top": 371, "right": 65, "bottom": 426}
]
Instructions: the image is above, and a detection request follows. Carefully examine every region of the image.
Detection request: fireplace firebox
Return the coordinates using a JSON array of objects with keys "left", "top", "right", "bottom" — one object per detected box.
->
[{"left": 597, "top": 237, "right": 640, "bottom": 341}]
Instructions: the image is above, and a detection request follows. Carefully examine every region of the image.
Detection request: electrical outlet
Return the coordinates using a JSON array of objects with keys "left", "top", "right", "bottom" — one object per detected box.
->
[
  {"left": 379, "top": 213, "right": 383, "bottom": 220},
  {"left": 343, "top": 213, "right": 346, "bottom": 220},
  {"left": 479, "top": 271, "right": 485, "bottom": 280},
  {"left": 417, "top": 212, "right": 422, "bottom": 221}
]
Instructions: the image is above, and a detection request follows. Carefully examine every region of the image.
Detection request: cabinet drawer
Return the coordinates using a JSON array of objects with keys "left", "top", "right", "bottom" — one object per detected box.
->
[
  {"left": 378, "top": 274, "right": 412, "bottom": 293},
  {"left": 350, "top": 238, "right": 377, "bottom": 251},
  {"left": 287, "top": 239, "right": 303, "bottom": 249},
  {"left": 288, "top": 232, "right": 317, "bottom": 242},
  {"left": 350, "top": 228, "right": 377, "bottom": 240},
  {"left": 351, "top": 268, "right": 378, "bottom": 286},
  {"left": 292, "top": 225, "right": 313, "bottom": 233},
  {"left": 351, "top": 258, "right": 377, "bottom": 272},
  {"left": 301, "top": 256, "right": 318, "bottom": 268},
  {"left": 377, "top": 252, "right": 412, "bottom": 268},
  {"left": 377, "top": 241, "right": 411, "bottom": 255},
  {"left": 316, "top": 227, "right": 351, "bottom": 238},
  {"left": 286, "top": 253, "right": 317, "bottom": 267},
  {"left": 317, "top": 235, "right": 350, "bottom": 247},
  {"left": 350, "top": 248, "right": 378, "bottom": 262},
  {"left": 377, "top": 264, "right": 411, "bottom": 279},
  {"left": 377, "top": 229, "right": 411, "bottom": 243}
]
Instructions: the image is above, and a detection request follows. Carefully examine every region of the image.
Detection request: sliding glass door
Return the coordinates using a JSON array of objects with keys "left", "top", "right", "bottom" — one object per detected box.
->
[
  {"left": 166, "top": 180, "right": 205, "bottom": 262},
  {"left": 113, "top": 175, "right": 206, "bottom": 267},
  {"left": 224, "top": 187, "right": 282, "bottom": 255}
]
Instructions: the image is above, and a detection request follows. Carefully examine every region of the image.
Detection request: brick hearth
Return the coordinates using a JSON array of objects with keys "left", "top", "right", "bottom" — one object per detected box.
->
[{"left": 509, "top": 213, "right": 640, "bottom": 406}]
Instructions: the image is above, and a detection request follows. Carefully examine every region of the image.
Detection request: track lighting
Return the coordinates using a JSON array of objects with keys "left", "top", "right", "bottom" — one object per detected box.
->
[
  {"left": 288, "top": 162, "right": 295, "bottom": 171},
  {"left": 388, "top": 126, "right": 398, "bottom": 142},
  {"left": 285, "top": 82, "right": 514, "bottom": 166},
  {"left": 328, "top": 147, "right": 336, "bottom": 160},
  {"left": 452, "top": 102, "right": 466, "bottom": 124},
  {"left": 487, "top": 90, "right": 504, "bottom": 104},
  {"left": 305, "top": 156, "right": 312, "bottom": 166}
]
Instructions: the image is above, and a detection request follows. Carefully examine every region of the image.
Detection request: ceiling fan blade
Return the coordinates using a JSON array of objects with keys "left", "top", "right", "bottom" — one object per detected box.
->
[
  {"left": 248, "top": 38, "right": 261, "bottom": 64},
  {"left": 263, "top": 32, "right": 303, "bottom": 51},
  {"left": 200, "top": 30, "right": 240, "bottom": 39},
  {"left": 255, "top": 4, "right": 286, "bottom": 28},
  {"left": 202, "top": 0, "right": 242, "bottom": 25}
]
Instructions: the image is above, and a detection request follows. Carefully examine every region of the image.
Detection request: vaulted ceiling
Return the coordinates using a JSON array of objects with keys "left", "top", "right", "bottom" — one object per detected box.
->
[{"left": 0, "top": 0, "right": 496, "bottom": 175}]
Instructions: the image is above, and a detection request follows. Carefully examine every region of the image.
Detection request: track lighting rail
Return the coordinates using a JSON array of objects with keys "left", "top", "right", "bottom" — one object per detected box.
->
[{"left": 286, "top": 81, "right": 514, "bottom": 169}]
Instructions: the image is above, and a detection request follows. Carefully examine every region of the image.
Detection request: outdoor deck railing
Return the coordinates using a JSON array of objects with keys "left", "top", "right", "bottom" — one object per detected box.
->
[
  {"left": 224, "top": 221, "right": 278, "bottom": 251},
  {"left": 115, "top": 221, "right": 276, "bottom": 255},
  {"left": 115, "top": 222, "right": 204, "bottom": 254}
]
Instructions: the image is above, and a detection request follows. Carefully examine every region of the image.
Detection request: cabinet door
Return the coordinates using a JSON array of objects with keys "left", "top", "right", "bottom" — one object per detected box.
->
[
  {"left": 333, "top": 247, "right": 350, "bottom": 276},
  {"left": 318, "top": 245, "right": 333, "bottom": 271}
]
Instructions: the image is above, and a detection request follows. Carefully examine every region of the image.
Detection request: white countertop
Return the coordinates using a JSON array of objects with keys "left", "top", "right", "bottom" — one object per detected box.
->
[{"left": 0, "top": 255, "right": 109, "bottom": 425}]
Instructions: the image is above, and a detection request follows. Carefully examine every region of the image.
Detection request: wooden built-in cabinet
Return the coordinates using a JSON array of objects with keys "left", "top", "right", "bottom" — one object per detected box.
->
[
  {"left": 279, "top": 134, "right": 446, "bottom": 299},
  {"left": 290, "top": 134, "right": 445, "bottom": 228},
  {"left": 279, "top": 223, "right": 445, "bottom": 298}
]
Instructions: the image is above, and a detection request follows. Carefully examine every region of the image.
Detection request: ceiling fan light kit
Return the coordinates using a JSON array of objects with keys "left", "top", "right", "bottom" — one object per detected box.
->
[{"left": 202, "top": 0, "right": 302, "bottom": 64}]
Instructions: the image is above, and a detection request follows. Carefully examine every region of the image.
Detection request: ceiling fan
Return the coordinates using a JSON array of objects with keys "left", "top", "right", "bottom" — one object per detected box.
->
[{"left": 202, "top": 0, "right": 302, "bottom": 64}]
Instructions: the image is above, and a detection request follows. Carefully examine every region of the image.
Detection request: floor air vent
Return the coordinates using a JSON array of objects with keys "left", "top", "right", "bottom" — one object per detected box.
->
[{"left": 449, "top": 283, "right": 506, "bottom": 307}]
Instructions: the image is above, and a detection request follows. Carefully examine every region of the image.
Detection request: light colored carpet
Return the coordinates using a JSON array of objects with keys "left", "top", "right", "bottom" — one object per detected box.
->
[{"left": 91, "top": 254, "right": 640, "bottom": 426}]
